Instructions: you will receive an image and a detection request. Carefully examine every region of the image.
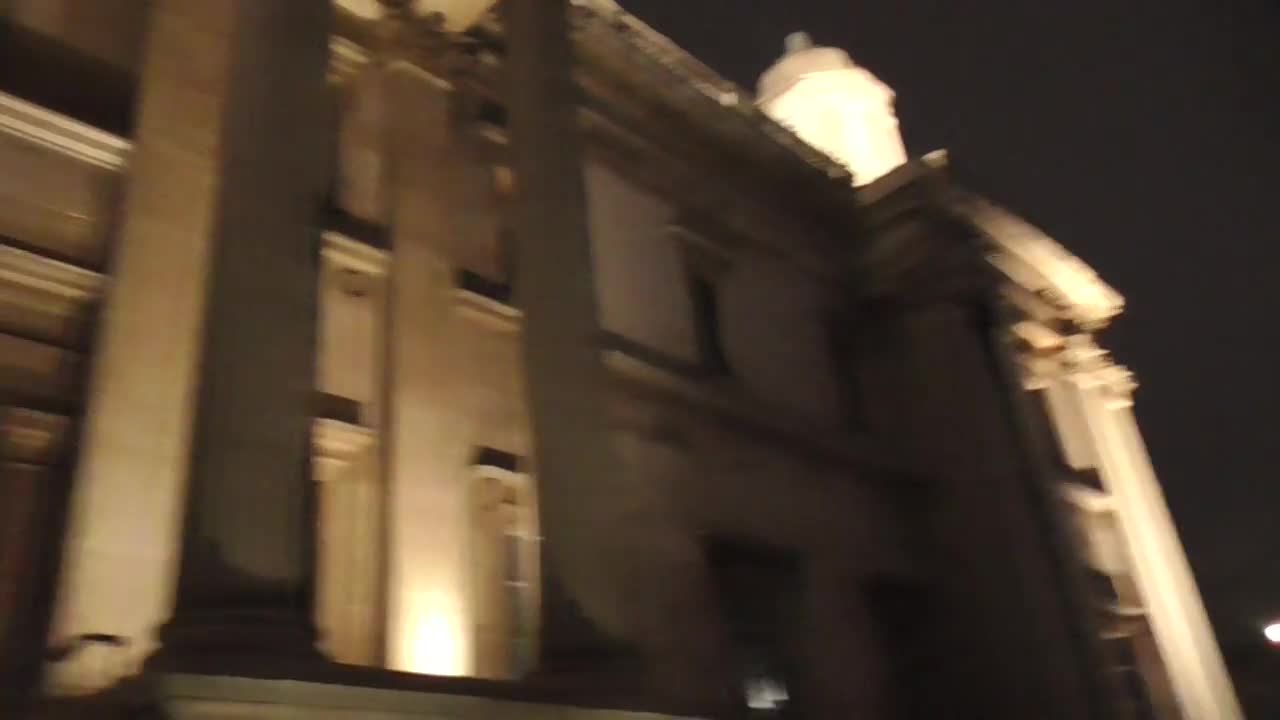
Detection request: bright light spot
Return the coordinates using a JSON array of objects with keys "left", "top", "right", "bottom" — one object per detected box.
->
[
  {"left": 1264, "top": 622, "right": 1280, "bottom": 645},
  {"left": 745, "top": 676, "right": 789, "bottom": 710},
  {"left": 407, "top": 606, "right": 467, "bottom": 676}
]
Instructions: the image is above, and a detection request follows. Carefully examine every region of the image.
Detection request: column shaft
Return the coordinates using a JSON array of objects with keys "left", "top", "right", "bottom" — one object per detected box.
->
[
  {"left": 152, "top": 0, "right": 333, "bottom": 664},
  {"left": 48, "top": 0, "right": 265, "bottom": 690},
  {"left": 1062, "top": 378, "right": 1242, "bottom": 719},
  {"left": 502, "top": 0, "right": 641, "bottom": 686},
  {"left": 380, "top": 62, "right": 484, "bottom": 675}
]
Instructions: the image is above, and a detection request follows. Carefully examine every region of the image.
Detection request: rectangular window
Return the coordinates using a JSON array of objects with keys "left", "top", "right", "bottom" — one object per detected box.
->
[{"left": 689, "top": 273, "right": 731, "bottom": 376}]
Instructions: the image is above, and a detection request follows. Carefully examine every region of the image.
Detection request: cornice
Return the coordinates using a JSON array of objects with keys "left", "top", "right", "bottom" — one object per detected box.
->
[
  {"left": 948, "top": 190, "right": 1124, "bottom": 331},
  {"left": 0, "top": 91, "right": 130, "bottom": 171}
]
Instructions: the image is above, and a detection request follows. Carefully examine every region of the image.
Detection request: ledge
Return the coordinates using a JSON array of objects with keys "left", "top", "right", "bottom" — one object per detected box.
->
[
  {"left": 320, "top": 230, "right": 390, "bottom": 277},
  {"left": 312, "top": 417, "right": 377, "bottom": 468},
  {"left": 600, "top": 341, "right": 910, "bottom": 477},
  {"left": 321, "top": 205, "right": 389, "bottom": 251},
  {"left": 453, "top": 285, "right": 522, "bottom": 332},
  {"left": 0, "top": 241, "right": 105, "bottom": 301},
  {"left": 144, "top": 666, "right": 706, "bottom": 719},
  {"left": 0, "top": 90, "right": 130, "bottom": 170},
  {"left": 0, "top": 405, "right": 72, "bottom": 465},
  {"left": 0, "top": 332, "right": 84, "bottom": 407}
]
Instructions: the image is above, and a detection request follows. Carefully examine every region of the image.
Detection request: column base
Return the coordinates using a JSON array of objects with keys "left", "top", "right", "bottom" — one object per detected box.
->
[{"left": 145, "top": 609, "right": 325, "bottom": 676}]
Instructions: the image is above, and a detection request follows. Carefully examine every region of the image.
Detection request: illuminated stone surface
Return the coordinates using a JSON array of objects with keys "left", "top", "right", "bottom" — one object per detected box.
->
[
  {"left": 758, "top": 33, "right": 908, "bottom": 186},
  {"left": 0, "top": 1, "right": 1243, "bottom": 718}
]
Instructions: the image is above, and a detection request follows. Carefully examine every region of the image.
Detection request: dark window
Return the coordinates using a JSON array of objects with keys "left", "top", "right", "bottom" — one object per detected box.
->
[
  {"left": 455, "top": 225, "right": 516, "bottom": 307},
  {"left": 475, "top": 98, "right": 508, "bottom": 129},
  {"left": 1085, "top": 568, "right": 1120, "bottom": 605},
  {"left": 705, "top": 540, "right": 805, "bottom": 718},
  {"left": 455, "top": 268, "right": 512, "bottom": 306},
  {"left": 0, "top": 21, "right": 139, "bottom": 136},
  {"left": 472, "top": 446, "right": 519, "bottom": 473},
  {"left": 863, "top": 578, "right": 947, "bottom": 720},
  {"left": 689, "top": 273, "right": 731, "bottom": 377}
]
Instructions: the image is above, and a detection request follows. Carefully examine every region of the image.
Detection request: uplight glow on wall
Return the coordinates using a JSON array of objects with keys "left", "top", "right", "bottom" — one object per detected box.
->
[{"left": 402, "top": 596, "right": 469, "bottom": 676}]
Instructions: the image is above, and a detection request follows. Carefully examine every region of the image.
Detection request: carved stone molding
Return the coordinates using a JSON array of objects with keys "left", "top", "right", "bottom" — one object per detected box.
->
[
  {"left": 0, "top": 243, "right": 105, "bottom": 302},
  {"left": 948, "top": 190, "right": 1123, "bottom": 331},
  {"left": 0, "top": 92, "right": 130, "bottom": 171},
  {"left": 1019, "top": 334, "right": 1136, "bottom": 406},
  {"left": 321, "top": 230, "right": 391, "bottom": 277},
  {"left": 311, "top": 418, "right": 378, "bottom": 472},
  {"left": 329, "top": 37, "right": 372, "bottom": 86}
]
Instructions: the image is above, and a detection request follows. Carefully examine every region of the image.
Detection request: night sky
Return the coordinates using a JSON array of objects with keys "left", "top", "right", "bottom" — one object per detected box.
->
[{"left": 623, "top": 0, "right": 1280, "bottom": 710}]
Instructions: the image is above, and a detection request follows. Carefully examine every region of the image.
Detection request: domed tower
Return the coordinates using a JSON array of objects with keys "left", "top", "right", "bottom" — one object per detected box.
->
[{"left": 757, "top": 32, "right": 908, "bottom": 186}]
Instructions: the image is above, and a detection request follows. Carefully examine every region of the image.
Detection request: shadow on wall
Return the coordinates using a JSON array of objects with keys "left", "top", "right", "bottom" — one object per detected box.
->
[{"left": 0, "top": 0, "right": 151, "bottom": 136}]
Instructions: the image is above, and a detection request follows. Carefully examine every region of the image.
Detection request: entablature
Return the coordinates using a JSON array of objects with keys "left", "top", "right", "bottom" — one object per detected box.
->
[{"left": 328, "top": 5, "right": 861, "bottom": 285}]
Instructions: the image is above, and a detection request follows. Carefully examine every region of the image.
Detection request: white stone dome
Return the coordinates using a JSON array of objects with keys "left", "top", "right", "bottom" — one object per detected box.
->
[{"left": 756, "top": 32, "right": 908, "bottom": 186}]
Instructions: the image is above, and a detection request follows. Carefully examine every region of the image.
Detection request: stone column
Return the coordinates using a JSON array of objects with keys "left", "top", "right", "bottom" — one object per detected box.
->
[
  {"left": 503, "top": 0, "right": 650, "bottom": 696},
  {"left": 856, "top": 302, "right": 1106, "bottom": 718},
  {"left": 46, "top": 0, "right": 331, "bottom": 691},
  {"left": 503, "top": 4, "right": 730, "bottom": 709},
  {"left": 1041, "top": 345, "right": 1243, "bottom": 720},
  {"left": 378, "top": 58, "right": 483, "bottom": 675},
  {"left": 146, "top": 0, "right": 333, "bottom": 667}
]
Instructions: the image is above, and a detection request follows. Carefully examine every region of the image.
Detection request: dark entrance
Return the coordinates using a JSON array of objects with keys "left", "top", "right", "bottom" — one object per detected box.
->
[{"left": 705, "top": 539, "right": 806, "bottom": 718}]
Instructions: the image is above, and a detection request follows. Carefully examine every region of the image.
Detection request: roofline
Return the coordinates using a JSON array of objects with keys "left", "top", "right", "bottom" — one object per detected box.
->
[{"left": 946, "top": 190, "right": 1124, "bottom": 330}]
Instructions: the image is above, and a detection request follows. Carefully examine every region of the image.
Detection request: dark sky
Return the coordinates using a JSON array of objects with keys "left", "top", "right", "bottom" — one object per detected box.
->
[{"left": 622, "top": 0, "right": 1280, "bottom": 707}]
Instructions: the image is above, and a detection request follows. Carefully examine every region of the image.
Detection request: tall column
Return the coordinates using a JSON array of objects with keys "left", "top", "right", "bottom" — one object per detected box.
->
[
  {"left": 503, "top": 5, "right": 732, "bottom": 709},
  {"left": 147, "top": 0, "right": 333, "bottom": 666},
  {"left": 502, "top": 0, "right": 617, "bottom": 667},
  {"left": 1041, "top": 343, "right": 1243, "bottom": 720},
  {"left": 503, "top": 0, "right": 651, "bottom": 693},
  {"left": 379, "top": 57, "right": 481, "bottom": 675},
  {"left": 45, "top": 0, "right": 331, "bottom": 691}
]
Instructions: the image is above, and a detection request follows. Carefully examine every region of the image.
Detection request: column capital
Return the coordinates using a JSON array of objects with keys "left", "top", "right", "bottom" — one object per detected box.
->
[
  {"left": 312, "top": 418, "right": 377, "bottom": 471},
  {"left": 1028, "top": 335, "right": 1136, "bottom": 407}
]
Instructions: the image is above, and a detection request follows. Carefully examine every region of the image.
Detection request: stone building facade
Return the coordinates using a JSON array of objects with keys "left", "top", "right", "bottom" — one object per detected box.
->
[{"left": 0, "top": 1, "right": 1237, "bottom": 718}]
